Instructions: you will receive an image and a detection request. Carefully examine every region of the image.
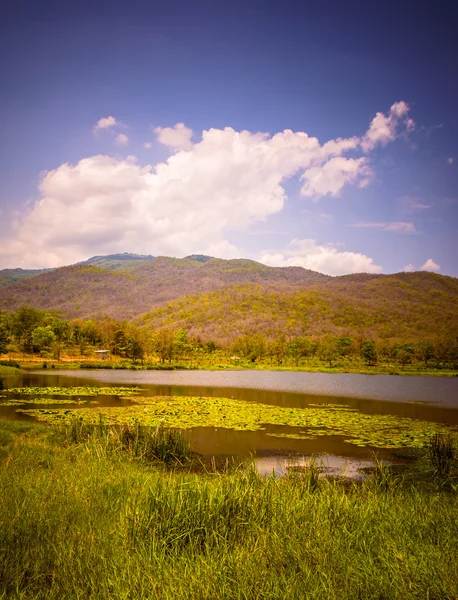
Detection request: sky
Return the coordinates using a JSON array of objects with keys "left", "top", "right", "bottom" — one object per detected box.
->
[{"left": 0, "top": 0, "right": 457, "bottom": 276}]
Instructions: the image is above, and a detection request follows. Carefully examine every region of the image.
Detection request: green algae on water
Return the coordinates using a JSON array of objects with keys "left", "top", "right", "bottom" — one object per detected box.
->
[
  {"left": 5, "top": 386, "right": 142, "bottom": 397},
  {"left": 19, "top": 394, "right": 457, "bottom": 449}
]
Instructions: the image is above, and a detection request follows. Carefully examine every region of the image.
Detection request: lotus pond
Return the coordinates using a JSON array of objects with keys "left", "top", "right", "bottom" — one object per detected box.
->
[{"left": 1, "top": 370, "right": 457, "bottom": 465}]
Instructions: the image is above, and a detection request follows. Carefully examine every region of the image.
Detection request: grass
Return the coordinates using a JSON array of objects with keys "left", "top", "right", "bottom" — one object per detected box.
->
[{"left": 0, "top": 419, "right": 457, "bottom": 599}]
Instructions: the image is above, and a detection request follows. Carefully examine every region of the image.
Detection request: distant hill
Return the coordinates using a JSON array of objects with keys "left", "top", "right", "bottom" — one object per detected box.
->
[
  {"left": 0, "top": 256, "right": 328, "bottom": 320},
  {"left": 0, "top": 267, "right": 53, "bottom": 287},
  {"left": 77, "top": 253, "right": 155, "bottom": 270},
  {"left": 184, "top": 254, "right": 214, "bottom": 263},
  {"left": 0, "top": 254, "right": 456, "bottom": 342},
  {"left": 137, "top": 273, "right": 458, "bottom": 343}
]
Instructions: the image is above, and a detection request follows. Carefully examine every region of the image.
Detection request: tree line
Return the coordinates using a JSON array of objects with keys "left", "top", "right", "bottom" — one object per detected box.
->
[{"left": 0, "top": 306, "right": 457, "bottom": 369}]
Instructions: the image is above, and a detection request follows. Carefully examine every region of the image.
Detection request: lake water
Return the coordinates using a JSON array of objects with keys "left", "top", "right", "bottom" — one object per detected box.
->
[{"left": 1, "top": 369, "right": 457, "bottom": 476}]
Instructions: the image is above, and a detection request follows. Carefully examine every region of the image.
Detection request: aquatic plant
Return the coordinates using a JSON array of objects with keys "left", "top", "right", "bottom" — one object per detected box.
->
[
  {"left": 20, "top": 394, "right": 457, "bottom": 449},
  {"left": 5, "top": 386, "right": 142, "bottom": 396}
]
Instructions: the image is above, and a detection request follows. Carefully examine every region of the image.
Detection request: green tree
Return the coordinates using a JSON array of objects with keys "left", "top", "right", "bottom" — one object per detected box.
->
[
  {"left": 338, "top": 337, "right": 354, "bottom": 357},
  {"left": 32, "top": 326, "right": 56, "bottom": 352},
  {"left": 396, "top": 343, "right": 414, "bottom": 367},
  {"left": 361, "top": 341, "right": 377, "bottom": 366},
  {"left": 318, "top": 337, "right": 339, "bottom": 367},
  {"left": 12, "top": 307, "right": 44, "bottom": 353}
]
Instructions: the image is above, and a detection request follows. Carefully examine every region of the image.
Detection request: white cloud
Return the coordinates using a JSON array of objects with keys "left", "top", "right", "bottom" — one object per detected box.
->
[
  {"left": 300, "top": 157, "right": 372, "bottom": 200},
  {"left": 448, "top": 157, "right": 454, "bottom": 165},
  {"left": 421, "top": 258, "right": 440, "bottom": 272},
  {"left": 351, "top": 221, "right": 417, "bottom": 233},
  {"left": 361, "top": 101, "right": 414, "bottom": 152},
  {"left": 0, "top": 102, "right": 413, "bottom": 268},
  {"left": 403, "top": 263, "right": 415, "bottom": 272},
  {"left": 143, "top": 142, "right": 153, "bottom": 149},
  {"left": 259, "top": 239, "right": 382, "bottom": 276},
  {"left": 93, "top": 116, "right": 118, "bottom": 132},
  {"left": 154, "top": 123, "right": 194, "bottom": 151},
  {"left": 115, "top": 133, "right": 129, "bottom": 145}
]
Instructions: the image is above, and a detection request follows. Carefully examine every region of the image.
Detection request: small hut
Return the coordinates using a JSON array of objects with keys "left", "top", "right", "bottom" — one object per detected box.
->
[{"left": 94, "top": 350, "right": 109, "bottom": 360}]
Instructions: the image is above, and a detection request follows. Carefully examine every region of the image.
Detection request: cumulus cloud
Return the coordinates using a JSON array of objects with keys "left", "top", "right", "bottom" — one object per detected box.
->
[
  {"left": 259, "top": 239, "right": 382, "bottom": 276},
  {"left": 448, "top": 157, "right": 454, "bottom": 165},
  {"left": 143, "top": 142, "right": 152, "bottom": 149},
  {"left": 300, "top": 157, "right": 372, "bottom": 199},
  {"left": 93, "top": 116, "right": 118, "bottom": 132},
  {"left": 421, "top": 258, "right": 440, "bottom": 272},
  {"left": 351, "top": 221, "right": 417, "bottom": 233},
  {"left": 361, "top": 101, "right": 414, "bottom": 152},
  {"left": 403, "top": 264, "right": 415, "bottom": 272},
  {"left": 154, "top": 123, "right": 194, "bottom": 151},
  {"left": 115, "top": 133, "right": 129, "bottom": 145},
  {"left": 0, "top": 102, "right": 413, "bottom": 268}
]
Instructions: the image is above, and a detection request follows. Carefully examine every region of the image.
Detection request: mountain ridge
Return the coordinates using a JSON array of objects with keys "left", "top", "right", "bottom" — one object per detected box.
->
[{"left": 0, "top": 254, "right": 456, "bottom": 342}]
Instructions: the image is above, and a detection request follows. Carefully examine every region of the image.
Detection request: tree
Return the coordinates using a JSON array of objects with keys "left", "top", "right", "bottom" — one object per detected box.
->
[
  {"left": 12, "top": 307, "right": 44, "bottom": 353},
  {"left": 361, "top": 341, "right": 377, "bottom": 366},
  {"left": 0, "top": 325, "right": 8, "bottom": 354},
  {"left": 318, "top": 337, "right": 339, "bottom": 367},
  {"left": 338, "top": 337, "right": 354, "bottom": 357},
  {"left": 396, "top": 343, "right": 414, "bottom": 367},
  {"left": 155, "top": 328, "right": 175, "bottom": 363},
  {"left": 32, "top": 326, "right": 56, "bottom": 352},
  {"left": 112, "top": 329, "right": 128, "bottom": 356},
  {"left": 125, "top": 337, "right": 144, "bottom": 362}
]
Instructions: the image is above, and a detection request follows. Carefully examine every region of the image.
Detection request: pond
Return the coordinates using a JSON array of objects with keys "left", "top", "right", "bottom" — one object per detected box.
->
[{"left": 1, "top": 369, "right": 457, "bottom": 476}]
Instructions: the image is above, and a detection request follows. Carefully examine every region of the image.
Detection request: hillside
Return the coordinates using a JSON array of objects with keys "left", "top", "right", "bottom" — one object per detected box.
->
[
  {"left": 0, "top": 268, "right": 53, "bottom": 287},
  {"left": 0, "top": 254, "right": 457, "bottom": 342},
  {"left": 137, "top": 273, "right": 458, "bottom": 343},
  {"left": 0, "top": 256, "right": 328, "bottom": 319}
]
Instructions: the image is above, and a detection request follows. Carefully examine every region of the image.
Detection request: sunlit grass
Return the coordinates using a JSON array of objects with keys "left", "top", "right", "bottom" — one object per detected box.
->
[{"left": 0, "top": 420, "right": 457, "bottom": 599}]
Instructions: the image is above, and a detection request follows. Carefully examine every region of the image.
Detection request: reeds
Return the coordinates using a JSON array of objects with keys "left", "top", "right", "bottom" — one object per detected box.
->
[{"left": 65, "top": 415, "right": 191, "bottom": 465}]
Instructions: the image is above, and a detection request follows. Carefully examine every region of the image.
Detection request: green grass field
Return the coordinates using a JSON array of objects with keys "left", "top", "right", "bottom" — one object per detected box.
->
[{"left": 0, "top": 419, "right": 457, "bottom": 599}]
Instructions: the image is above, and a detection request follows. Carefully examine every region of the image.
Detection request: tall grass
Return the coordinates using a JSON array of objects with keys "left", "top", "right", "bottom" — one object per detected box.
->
[
  {"left": 66, "top": 415, "right": 191, "bottom": 465},
  {"left": 0, "top": 419, "right": 457, "bottom": 599}
]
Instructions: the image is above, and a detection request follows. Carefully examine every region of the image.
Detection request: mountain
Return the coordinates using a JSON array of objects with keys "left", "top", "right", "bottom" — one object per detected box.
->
[
  {"left": 0, "top": 268, "right": 53, "bottom": 287},
  {"left": 137, "top": 272, "right": 458, "bottom": 342},
  {"left": 0, "top": 255, "right": 456, "bottom": 342},
  {"left": 0, "top": 256, "right": 328, "bottom": 320},
  {"left": 0, "top": 253, "right": 155, "bottom": 285},
  {"left": 184, "top": 254, "right": 214, "bottom": 263},
  {"left": 78, "top": 253, "right": 155, "bottom": 270}
]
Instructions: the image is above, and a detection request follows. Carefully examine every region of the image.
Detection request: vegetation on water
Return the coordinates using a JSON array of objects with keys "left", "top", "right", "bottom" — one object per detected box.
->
[
  {"left": 4, "top": 385, "right": 142, "bottom": 396},
  {"left": 1, "top": 306, "right": 457, "bottom": 376},
  {"left": 0, "top": 419, "right": 457, "bottom": 599},
  {"left": 16, "top": 393, "right": 458, "bottom": 449}
]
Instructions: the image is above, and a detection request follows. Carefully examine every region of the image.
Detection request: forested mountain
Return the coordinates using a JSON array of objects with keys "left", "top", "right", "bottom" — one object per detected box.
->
[
  {"left": 0, "top": 255, "right": 457, "bottom": 343},
  {"left": 0, "top": 256, "right": 328, "bottom": 319},
  {"left": 137, "top": 274, "right": 458, "bottom": 344}
]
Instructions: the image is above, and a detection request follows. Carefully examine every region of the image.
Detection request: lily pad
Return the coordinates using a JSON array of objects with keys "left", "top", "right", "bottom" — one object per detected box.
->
[{"left": 19, "top": 394, "right": 458, "bottom": 449}]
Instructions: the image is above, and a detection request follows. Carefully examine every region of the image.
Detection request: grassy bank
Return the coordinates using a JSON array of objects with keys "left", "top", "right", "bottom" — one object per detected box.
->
[
  {"left": 6, "top": 354, "right": 458, "bottom": 376},
  {"left": 0, "top": 359, "right": 23, "bottom": 375},
  {"left": 0, "top": 419, "right": 457, "bottom": 599}
]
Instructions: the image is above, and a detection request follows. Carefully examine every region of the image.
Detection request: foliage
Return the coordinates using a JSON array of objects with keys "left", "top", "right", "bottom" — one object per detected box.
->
[{"left": 361, "top": 341, "right": 377, "bottom": 366}]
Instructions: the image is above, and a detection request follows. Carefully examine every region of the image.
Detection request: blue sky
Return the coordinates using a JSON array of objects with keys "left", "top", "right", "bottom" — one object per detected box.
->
[{"left": 0, "top": 0, "right": 457, "bottom": 275}]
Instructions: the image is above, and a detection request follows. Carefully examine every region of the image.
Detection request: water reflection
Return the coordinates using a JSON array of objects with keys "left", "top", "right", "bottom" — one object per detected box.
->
[{"left": 256, "top": 455, "right": 375, "bottom": 479}]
